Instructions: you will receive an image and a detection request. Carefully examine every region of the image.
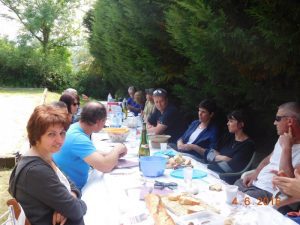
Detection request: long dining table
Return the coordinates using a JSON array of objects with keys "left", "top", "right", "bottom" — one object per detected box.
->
[{"left": 81, "top": 128, "right": 298, "bottom": 225}]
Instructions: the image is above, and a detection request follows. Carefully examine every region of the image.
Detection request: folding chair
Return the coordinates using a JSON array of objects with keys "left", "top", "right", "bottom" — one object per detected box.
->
[
  {"left": 0, "top": 205, "right": 16, "bottom": 225},
  {"left": 219, "top": 151, "right": 257, "bottom": 184},
  {"left": 6, "top": 199, "right": 31, "bottom": 225}
]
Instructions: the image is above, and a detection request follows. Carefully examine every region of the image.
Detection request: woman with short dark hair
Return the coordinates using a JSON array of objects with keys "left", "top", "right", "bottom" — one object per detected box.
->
[
  {"left": 206, "top": 110, "right": 255, "bottom": 183},
  {"left": 59, "top": 93, "right": 79, "bottom": 124},
  {"left": 177, "top": 99, "right": 219, "bottom": 159}
]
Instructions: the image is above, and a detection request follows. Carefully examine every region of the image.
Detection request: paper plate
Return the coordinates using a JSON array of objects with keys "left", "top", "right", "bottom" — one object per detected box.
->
[
  {"left": 153, "top": 150, "right": 177, "bottom": 157},
  {"left": 170, "top": 168, "right": 207, "bottom": 179}
]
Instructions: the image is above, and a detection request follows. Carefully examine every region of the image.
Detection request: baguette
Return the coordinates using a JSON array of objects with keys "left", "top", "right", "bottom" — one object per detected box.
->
[
  {"left": 145, "top": 194, "right": 176, "bottom": 225},
  {"left": 178, "top": 196, "right": 200, "bottom": 205},
  {"left": 186, "top": 205, "right": 205, "bottom": 214}
]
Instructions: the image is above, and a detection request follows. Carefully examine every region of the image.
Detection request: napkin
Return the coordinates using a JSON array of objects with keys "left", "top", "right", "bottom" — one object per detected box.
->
[{"left": 116, "top": 159, "right": 139, "bottom": 169}]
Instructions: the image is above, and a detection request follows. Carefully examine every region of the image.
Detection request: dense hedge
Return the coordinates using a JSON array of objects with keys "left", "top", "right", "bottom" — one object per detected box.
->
[{"left": 87, "top": 0, "right": 300, "bottom": 153}]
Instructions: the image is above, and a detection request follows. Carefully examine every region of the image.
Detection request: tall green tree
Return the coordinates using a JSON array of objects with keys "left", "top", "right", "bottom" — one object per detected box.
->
[
  {"left": 89, "top": 0, "right": 184, "bottom": 93},
  {"left": 0, "top": 0, "right": 84, "bottom": 53}
]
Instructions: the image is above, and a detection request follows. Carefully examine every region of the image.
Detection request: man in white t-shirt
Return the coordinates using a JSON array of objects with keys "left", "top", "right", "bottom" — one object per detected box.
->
[{"left": 235, "top": 102, "right": 300, "bottom": 200}]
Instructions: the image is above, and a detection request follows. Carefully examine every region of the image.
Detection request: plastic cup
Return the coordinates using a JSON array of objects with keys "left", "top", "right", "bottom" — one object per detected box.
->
[
  {"left": 183, "top": 167, "right": 193, "bottom": 188},
  {"left": 225, "top": 185, "right": 238, "bottom": 204},
  {"left": 160, "top": 143, "right": 167, "bottom": 152}
]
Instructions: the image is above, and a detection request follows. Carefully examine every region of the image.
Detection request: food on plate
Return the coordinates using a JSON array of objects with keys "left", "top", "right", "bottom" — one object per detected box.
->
[
  {"left": 168, "top": 193, "right": 181, "bottom": 201},
  {"left": 224, "top": 217, "right": 234, "bottom": 225},
  {"left": 178, "top": 196, "right": 200, "bottom": 205},
  {"left": 103, "top": 127, "right": 129, "bottom": 134},
  {"left": 166, "top": 154, "right": 192, "bottom": 169},
  {"left": 145, "top": 194, "right": 176, "bottom": 225},
  {"left": 161, "top": 193, "right": 220, "bottom": 216},
  {"left": 209, "top": 183, "right": 222, "bottom": 192},
  {"left": 186, "top": 205, "right": 206, "bottom": 214}
]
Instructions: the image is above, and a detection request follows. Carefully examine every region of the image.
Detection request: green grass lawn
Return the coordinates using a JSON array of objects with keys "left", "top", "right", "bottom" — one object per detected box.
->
[{"left": 0, "top": 88, "right": 61, "bottom": 217}]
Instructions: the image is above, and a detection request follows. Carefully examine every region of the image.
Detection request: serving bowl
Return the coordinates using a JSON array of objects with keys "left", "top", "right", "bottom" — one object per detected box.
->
[
  {"left": 140, "top": 156, "right": 167, "bottom": 177},
  {"left": 148, "top": 135, "right": 171, "bottom": 149},
  {"left": 103, "top": 127, "right": 130, "bottom": 143}
]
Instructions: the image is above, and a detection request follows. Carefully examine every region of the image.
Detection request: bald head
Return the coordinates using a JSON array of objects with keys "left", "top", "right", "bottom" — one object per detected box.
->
[{"left": 80, "top": 102, "right": 107, "bottom": 125}]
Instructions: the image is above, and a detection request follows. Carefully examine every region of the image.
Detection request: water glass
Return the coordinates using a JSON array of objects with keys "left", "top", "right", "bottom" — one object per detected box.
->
[
  {"left": 225, "top": 185, "right": 238, "bottom": 204},
  {"left": 160, "top": 143, "right": 167, "bottom": 152},
  {"left": 183, "top": 167, "right": 193, "bottom": 188}
]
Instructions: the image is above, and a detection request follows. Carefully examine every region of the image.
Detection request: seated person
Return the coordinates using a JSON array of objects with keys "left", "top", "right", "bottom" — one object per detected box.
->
[
  {"left": 273, "top": 168, "right": 300, "bottom": 213},
  {"left": 235, "top": 102, "right": 300, "bottom": 201},
  {"left": 273, "top": 168, "right": 300, "bottom": 199},
  {"left": 51, "top": 101, "right": 72, "bottom": 124},
  {"left": 133, "top": 90, "right": 145, "bottom": 115},
  {"left": 206, "top": 110, "right": 255, "bottom": 184},
  {"left": 176, "top": 99, "right": 219, "bottom": 160},
  {"left": 62, "top": 88, "right": 82, "bottom": 123},
  {"left": 59, "top": 93, "right": 79, "bottom": 124},
  {"left": 147, "top": 88, "right": 185, "bottom": 143},
  {"left": 54, "top": 102, "right": 127, "bottom": 190},
  {"left": 9, "top": 105, "right": 87, "bottom": 225},
  {"left": 143, "top": 88, "right": 155, "bottom": 122},
  {"left": 126, "top": 86, "right": 141, "bottom": 116}
]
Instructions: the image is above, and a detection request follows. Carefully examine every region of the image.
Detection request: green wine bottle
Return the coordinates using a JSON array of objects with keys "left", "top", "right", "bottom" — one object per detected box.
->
[{"left": 138, "top": 122, "right": 150, "bottom": 157}]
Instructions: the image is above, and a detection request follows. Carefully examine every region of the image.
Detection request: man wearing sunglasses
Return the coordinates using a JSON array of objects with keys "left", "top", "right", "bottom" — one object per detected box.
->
[
  {"left": 147, "top": 88, "right": 185, "bottom": 143},
  {"left": 235, "top": 102, "right": 300, "bottom": 205}
]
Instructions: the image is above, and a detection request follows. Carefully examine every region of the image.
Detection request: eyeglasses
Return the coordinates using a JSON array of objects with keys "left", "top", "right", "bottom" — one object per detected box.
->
[
  {"left": 73, "top": 102, "right": 79, "bottom": 106},
  {"left": 275, "top": 115, "right": 288, "bottom": 122}
]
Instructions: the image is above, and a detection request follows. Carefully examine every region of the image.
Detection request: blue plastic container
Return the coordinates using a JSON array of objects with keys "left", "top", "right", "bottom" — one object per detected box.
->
[{"left": 140, "top": 156, "right": 167, "bottom": 177}]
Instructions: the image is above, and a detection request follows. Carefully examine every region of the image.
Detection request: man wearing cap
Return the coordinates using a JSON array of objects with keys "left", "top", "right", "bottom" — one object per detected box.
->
[
  {"left": 143, "top": 88, "right": 155, "bottom": 122},
  {"left": 147, "top": 88, "right": 186, "bottom": 143}
]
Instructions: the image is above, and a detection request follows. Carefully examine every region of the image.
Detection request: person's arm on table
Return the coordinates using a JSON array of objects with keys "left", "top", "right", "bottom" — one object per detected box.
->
[
  {"left": 179, "top": 143, "right": 206, "bottom": 156},
  {"left": 85, "top": 143, "right": 127, "bottom": 173},
  {"left": 243, "top": 153, "right": 272, "bottom": 187},
  {"left": 215, "top": 154, "right": 231, "bottom": 162},
  {"left": 147, "top": 123, "right": 167, "bottom": 135}
]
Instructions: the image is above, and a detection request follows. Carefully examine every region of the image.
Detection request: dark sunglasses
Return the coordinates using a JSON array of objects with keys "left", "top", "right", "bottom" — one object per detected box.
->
[
  {"left": 73, "top": 102, "right": 79, "bottom": 106},
  {"left": 275, "top": 115, "right": 288, "bottom": 122},
  {"left": 153, "top": 89, "right": 167, "bottom": 96}
]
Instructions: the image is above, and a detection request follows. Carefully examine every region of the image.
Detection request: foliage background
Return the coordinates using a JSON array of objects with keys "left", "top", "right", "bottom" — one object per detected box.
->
[{"left": 1, "top": 0, "right": 300, "bottom": 154}]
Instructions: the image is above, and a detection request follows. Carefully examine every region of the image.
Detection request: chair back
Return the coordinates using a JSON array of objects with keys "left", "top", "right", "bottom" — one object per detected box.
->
[
  {"left": 6, "top": 199, "right": 31, "bottom": 225},
  {"left": 219, "top": 151, "right": 257, "bottom": 184},
  {"left": 0, "top": 205, "right": 16, "bottom": 225}
]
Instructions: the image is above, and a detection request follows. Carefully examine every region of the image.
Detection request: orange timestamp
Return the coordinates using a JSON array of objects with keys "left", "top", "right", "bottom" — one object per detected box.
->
[{"left": 231, "top": 196, "right": 281, "bottom": 206}]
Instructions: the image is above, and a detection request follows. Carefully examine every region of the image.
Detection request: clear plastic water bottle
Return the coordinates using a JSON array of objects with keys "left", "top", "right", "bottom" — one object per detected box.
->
[
  {"left": 107, "top": 93, "right": 113, "bottom": 102},
  {"left": 110, "top": 113, "right": 119, "bottom": 128}
]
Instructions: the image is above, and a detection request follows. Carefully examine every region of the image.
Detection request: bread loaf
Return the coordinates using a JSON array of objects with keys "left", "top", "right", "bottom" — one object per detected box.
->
[
  {"left": 145, "top": 194, "right": 176, "bottom": 225},
  {"left": 186, "top": 205, "right": 205, "bottom": 214},
  {"left": 209, "top": 184, "right": 222, "bottom": 192},
  {"left": 178, "top": 196, "right": 200, "bottom": 205}
]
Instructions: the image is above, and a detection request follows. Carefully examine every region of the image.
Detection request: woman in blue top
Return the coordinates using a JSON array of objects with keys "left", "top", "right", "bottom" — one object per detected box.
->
[{"left": 177, "top": 99, "right": 219, "bottom": 160}]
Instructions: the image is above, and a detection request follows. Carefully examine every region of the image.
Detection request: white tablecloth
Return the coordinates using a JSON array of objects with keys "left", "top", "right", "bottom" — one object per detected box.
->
[{"left": 81, "top": 131, "right": 298, "bottom": 225}]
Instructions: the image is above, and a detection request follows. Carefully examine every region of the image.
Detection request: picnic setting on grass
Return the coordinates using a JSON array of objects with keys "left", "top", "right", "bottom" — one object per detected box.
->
[{"left": 2, "top": 86, "right": 300, "bottom": 225}]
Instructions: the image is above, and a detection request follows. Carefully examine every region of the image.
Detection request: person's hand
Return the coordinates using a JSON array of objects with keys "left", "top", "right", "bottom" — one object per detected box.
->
[
  {"left": 272, "top": 168, "right": 300, "bottom": 197},
  {"left": 279, "top": 126, "right": 294, "bottom": 152},
  {"left": 114, "top": 143, "right": 127, "bottom": 158},
  {"left": 177, "top": 141, "right": 184, "bottom": 150},
  {"left": 177, "top": 144, "right": 190, "bottom": 151},
  {"left": 52, "top": 212, "right": 67, "bottom": 225},
  {"left": 243, "top": 171, "right": 258, "bottom": 187}
]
